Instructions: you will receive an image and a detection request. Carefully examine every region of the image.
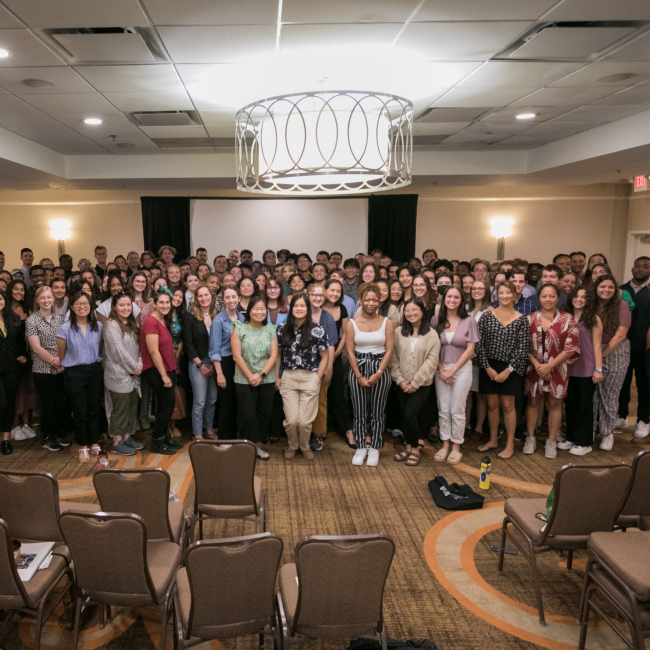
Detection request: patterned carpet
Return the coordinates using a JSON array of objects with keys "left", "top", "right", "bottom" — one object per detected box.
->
[{"left": 0, "top": 392, "right": 647, "bottom": 650}]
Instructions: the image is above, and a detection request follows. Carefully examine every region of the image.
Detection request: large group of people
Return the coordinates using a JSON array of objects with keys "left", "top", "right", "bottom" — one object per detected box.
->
[{"left": 0, "top": 243, "right": 648, "bottom": 467}]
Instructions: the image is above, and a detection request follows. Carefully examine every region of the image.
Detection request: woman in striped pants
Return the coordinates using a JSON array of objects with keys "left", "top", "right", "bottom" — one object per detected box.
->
[
  {"left": 345, "top": 283, "right": 395, "bottom": 467},
  {"left": 589, "top": 275, "right": 631, "bottom": 451}
]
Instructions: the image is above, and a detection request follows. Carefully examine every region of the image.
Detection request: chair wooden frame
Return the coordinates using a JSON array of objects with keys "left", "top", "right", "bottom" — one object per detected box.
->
[
  {"left": 0, "top": 518, "right": 73, "bottom": 650},
  {"left": 60, "top": 511, "right": 176, "bottom": 650},
  {"left": 188, "top": 440, "right": 266, "bottom": 541},
  {"left": 578, "top": 551, "right": 650, "bottom": 650},
  {"left": 93, "top": 467, "right": 190, "bottom": 549},
  {"left": 174, "top": 532, "right": 283, "bottom": 650},
  {"left": 498, "top": 463, "right": 633, "bottom": 626},
  {"left": 616, "top": 450, "right": 650, "bottom": 531},
  {"left": 276, "top": 534, "right": 395, "bottom": 650}
]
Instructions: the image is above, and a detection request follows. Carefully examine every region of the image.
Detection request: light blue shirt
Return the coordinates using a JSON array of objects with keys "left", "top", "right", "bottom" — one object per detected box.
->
[
  {"left": 342, "top": 295, "right": 356, "bottom": 320},
  {"left": 57, "top": 320, "right": 103, "bottom": 367},
  {"left": 522, "top": 284, "right": 536, "bottom": 298},
  {"left": 209, "top": 310, "right": 245, "bottom": 362}
]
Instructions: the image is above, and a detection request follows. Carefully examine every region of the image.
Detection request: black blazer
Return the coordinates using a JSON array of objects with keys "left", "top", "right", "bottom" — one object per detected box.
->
[
  {"left": 0, "top": 319, "right": 26, "bottom": 374},
  {"left": 183, "top": 312, "right": 211, "bottom": 362}
]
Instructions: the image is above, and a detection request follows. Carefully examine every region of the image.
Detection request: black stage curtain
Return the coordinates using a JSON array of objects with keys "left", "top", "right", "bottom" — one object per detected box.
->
[
  {"left": 141, "top": 197, "right": 191, "bottom": 262},
  {"left": 367, "top": 194, "right": 418, "bottom": 263}
]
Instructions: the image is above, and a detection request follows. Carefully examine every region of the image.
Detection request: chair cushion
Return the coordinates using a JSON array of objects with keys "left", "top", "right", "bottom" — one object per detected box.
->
[
  {"left": 591, "top": 567, "right": 650, "bottom": 630},
  {"left": 589, "top": 532, "right": 650, "bottom": 601},
  {"left": 147, "top": 541, "right": 181, "bottom": 603},
  {"left": 279, "top": 563, "right": 298, "bottom": 629},
  {"left": 616, "top": 514, "right": 639, "bottom": 529},
  {"left": 23, "top": 555, "right": 68, "bottom": 609},
  {"left": 176, "top": 567, "right": 191, "bottom": 635},
  {"left": 639, "top": 516, "right": 650, "bottom": 532},
  {"left": 168, "top": 502, "right": 185, "bottom": 543},
  {"left": 197, "top": 476, "right": 261, "bottom": 519},
  {"left": 59, "top": 501, "right": 101, "bottom": 515}
]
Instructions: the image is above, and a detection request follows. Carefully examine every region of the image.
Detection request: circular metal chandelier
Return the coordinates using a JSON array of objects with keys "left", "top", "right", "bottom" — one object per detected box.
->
[{"left": 236, "top": 90, "right": 413, "bottom": 195}]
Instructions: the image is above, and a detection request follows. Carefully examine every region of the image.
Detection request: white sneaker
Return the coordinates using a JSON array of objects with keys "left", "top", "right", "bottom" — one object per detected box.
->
[
  {"left": 523, "top": 437, "right": 537, "bottom": 455},
  {"left": 21, "top": 425, "right": 37, "bottom": 439},
  {"left": 545, "top": 440, "right": 557, "bottom": 459},
  {"left": 613, "top": 417, "right": 628, "bottom": 430},
  {"left": 570, "top": 445, "right": 592, "bottom": 456},
  {"left": 391, "top": 429, "right": 403, "bottom": 438},
  {"left": 599, "top": 435, "right": 614, "bottom": 451},
  {"left": 556, "top": 440, "right": 574, "bottom": 450},
  {"left": 366, "top": 449, "right": 380, "bottom": 466},
  {"left": 11, "top": 426, "right": 28, "bottom": 441},
  {"left": 556, "top": 430, "right": 566, "bottom": 443},
  {"left": 634, "top": 420, "right": 650, "bottom": 439},
  {"left": 352, "top": 448, "right": 368, "bottom": 466}
]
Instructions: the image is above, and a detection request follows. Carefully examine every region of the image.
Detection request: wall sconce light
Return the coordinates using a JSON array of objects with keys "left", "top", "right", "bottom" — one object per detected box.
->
[
  {"left": 50, "top": 220, "right": 71, "bottom": 258},
  {"left": 490, "top": 218, "right": 513, "bottom": 261}
]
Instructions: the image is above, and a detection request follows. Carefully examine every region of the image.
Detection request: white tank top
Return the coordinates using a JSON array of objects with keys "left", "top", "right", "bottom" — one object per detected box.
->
[{"left": 352, "top": 317, "right": 387, "bottom": 354}]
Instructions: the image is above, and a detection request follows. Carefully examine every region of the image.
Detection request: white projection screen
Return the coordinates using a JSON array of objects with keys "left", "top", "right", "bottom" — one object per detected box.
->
[{"left": 190, "top": 198, "right": 368, "bottom": 262}]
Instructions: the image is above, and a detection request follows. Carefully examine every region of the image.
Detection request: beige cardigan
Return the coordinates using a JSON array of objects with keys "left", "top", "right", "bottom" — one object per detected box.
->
[{"left": 390, "top": 327, "right": 440, "bottom": 389}]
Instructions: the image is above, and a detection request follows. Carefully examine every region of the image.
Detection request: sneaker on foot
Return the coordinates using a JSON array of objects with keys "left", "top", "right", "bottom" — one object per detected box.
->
[
  {"left": 634, "top": 420, "right": 650, "bottom": 439},
  {"left": 11, "top": 426, "right": 28, "bottom": 441},
  {"left": 310, "top": 435, "right": 323, "bottom": 451},
  {"left": 113, "top": 441, "right": 136, "bottom": 456},
  {"left": 613, "top": 417, "right": 628, "bottom": 430},
  {"left": 556, "top": 430, "right": 566, "bottom": 443},
  {"left": 556, "top": 440, "right": 574, "bottom": 450},
  {"left": 123, "top": 437, "right": 144, "bottom": 450},
  {"left": 56, "top": 437, "right": 71, "bottom": 447},
  {"left": 523, "top": 437, "right": 537, "bottom": 455},
  {"left": 302, "top": 449, "right": 314, "bottom": 460},
  {"left": 366, "top": 448, "right": 380, "bottom": 466},
  {"left": 600, "top": 435, "right": 614, "bottom": 451},
  {"left": 42, "top": 438, "right": 62, "bottom": 452},
  {"left": 150, "top": 439, "right": 176, "bottom": 455},
  {"left": 352, "top": 448, "right": 368, "bottom": 466},
  {"left": 284, "top": 447, "right": 296, "bottom": 459},
  {"left": 570, "top": 445, "right": 592, "bottom": 456},
  {"left": 1, "top": 440, "right": 12, "bottom": 455},
  {"left": 545, "top": 439, "right": 557, "bottom": 459},
  {"left": 21, "top": 425, "right": 37, "bottom": 439}
]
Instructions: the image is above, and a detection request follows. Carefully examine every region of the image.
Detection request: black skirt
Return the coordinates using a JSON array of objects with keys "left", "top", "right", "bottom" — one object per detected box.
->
[{"left": 478, "top": 359, "right": 523, "bottom": 396}]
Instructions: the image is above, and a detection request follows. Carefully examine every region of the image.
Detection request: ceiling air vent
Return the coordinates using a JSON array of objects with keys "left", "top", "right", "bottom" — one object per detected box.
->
[
  {"left": 36, "top": 27, "right": 168, "bottom": 64},
  {"left": 131, "top": 111, "right": 200, "bottom": 127},
  {"left": 498, "top": 21, "right": 646, "bottom": 61}
]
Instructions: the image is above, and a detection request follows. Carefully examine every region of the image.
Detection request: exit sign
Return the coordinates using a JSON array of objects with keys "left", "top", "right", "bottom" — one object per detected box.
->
[{"left": 635, "top": 175, "right": 648, "bottom": 192}]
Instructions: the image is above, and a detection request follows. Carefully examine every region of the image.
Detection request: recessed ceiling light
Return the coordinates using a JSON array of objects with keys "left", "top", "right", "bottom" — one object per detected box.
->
[
  {"left": 116, "top": 142, "right": 135, "bottom": 148},
  {"left": 0, "top": 48, "right": 12, "bottom": 58},
  {"left": 83, "top": 118, "right": 102, "bottom": 125},
  {"left": 598, "top": 73, "right": 635, "bottom": 83},
  {"left": 516, "top": 113, "right": 536, "bottom": 120},
  {"left": 23, "top": 78, "right": 55, "bottom": 88}
]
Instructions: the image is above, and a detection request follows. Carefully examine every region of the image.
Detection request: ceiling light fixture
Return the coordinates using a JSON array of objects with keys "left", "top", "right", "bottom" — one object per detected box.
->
[
  {"left": 236, "top": 90, "right": 413, "bottom": 195},
  {"left": 515, "top": 113, "right": 536, "bottom": 120},
  {"left": 23, "top": 78, "right": 54, "bottom": 88},
  {"left": 598, "top": 73, "right": 635, "bottom": 83},
  {"left": 83, "top": 117, "right": 102, "bottom": 125},
  {"left": 0, "top": 48, "right": 12, "bottom": 58}
]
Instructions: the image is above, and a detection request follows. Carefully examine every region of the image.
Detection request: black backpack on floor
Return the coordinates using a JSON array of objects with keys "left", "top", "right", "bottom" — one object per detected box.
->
[{"left": 428, "top": 476, "right": 485, "bottom": 511}]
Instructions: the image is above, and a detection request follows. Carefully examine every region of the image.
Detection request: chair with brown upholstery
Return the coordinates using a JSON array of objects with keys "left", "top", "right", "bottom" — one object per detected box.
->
[
  {"left": 498, "top": 463, "right": 633, "bottom": 626},
  {"left": 578, "top": 531, "right": 650, "bottom": 650},
  {"left": 93, "top": 468, "right": 188, "bottom": 547},
  {"left": 0, "top": 518, "right": 73, "bottom": 650},
  {"left": 0, "top": 469, "right": 100, "bottom": 561},
  {"left": 616, "top": 450, "right": 650, "bottom": 531},
  {"left": 188, "top": 440, "right": 265, "bottom": 540},
  {"left": 277, "top": 534, "right": 395, "bottom": 650},
  {"left": 59, "top": 510, "right": 180, "bottom": 650},
  {"left": 174, "top": 532, "right": 283, "bottom": 650},
  {"left": 640, "top": 516, "right": 650, "bottom": 531}
]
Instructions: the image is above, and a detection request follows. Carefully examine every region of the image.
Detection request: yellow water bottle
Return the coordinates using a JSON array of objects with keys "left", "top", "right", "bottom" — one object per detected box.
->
[{"left": 479, "top": 456, "right": 491, "bottom": 490}]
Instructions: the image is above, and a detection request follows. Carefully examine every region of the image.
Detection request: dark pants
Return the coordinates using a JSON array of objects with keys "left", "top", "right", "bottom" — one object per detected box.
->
[
  {"left": 327, "top": 355, "right": 351, "bottom": 434},
  {"left": 0, "top": 371, "right": 19, "bottom": 433},
  {"left": 396, "top": 384, "right": 431, "bottom": 448},
  {"left": 419, "top": 381, "right": 438, "bottom": 436},
  {"left": 33, "top": 372, "right": 67, "bottom": 442},
  {"left": 64, "top": 363, "right": 103, "bottom": 447},
  {"left": 565, "top": 376, "right": 596, "bottom": 448},
  {"left": 619, "top": 349, "right": 650, "bottom": 424},
  {"left": 143, "top": 367, "right": 177, "bottom": 441},
  {"left": 217, "top": 355, "right": 238, "bottom": 436},
  {"left": 235, "top": 383, "right": 274, "bottom": 444},
  {"left": 271, "top": 390, "right": 285, "bottom": 440}
]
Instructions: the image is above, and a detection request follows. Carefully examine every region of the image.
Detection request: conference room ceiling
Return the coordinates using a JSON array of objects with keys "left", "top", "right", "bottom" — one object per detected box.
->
[{"left": 0, "top": 0, "right": 649, "bottom": 187}]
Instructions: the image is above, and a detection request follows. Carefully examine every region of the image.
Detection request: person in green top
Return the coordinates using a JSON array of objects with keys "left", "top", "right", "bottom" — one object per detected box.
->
[{"left": 231, "top": 295, "right": 278, "bottom": 460}]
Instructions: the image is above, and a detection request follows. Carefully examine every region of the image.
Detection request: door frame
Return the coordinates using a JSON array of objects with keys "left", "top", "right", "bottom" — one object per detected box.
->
[{"left": 625, "top": 230, "right": 650, "bottom": 278}]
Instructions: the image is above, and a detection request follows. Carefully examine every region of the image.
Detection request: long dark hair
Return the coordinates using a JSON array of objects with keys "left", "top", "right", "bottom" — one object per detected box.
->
[
  {"left": 7, "top": 279, "right": 28, "bottom": 314},
  {"left": 584, "top": 253, "right": 609, "bottom": 281},
  {"left": 243, "top": 295, "right": 268, "bottom": 325},
  {"left": 280, "top": 294, "right": 312, "bottom": 349},
  {"left": 103, "top": 273, "right": 126, "bottom": 302},
  {"left": 586, "top": 274, "right": 620, "bottom": 333},
  {"left": 0, "top": 289, "right": 20, "bottom": 330},
  {"left": 108, "top": 293, "right": 140, "bottom": 340},
  {"left": 129, "top": 270, "right": 152, "bottom": 303},
  {"left": 68, "top": 292, "right": 99, "bottom": 332},
  {"left": 565, "top": 285, "right": 597, "bottom": 329},
  {"left": 165, "top": 287, "right": 187, "bottom": 333},
  {"left": 434, "top": 287, "right": 468, "bottom": 337},
  {"left": 400, "top": 297, "right": 431, "bottom": 337},
  {"left": 262, "top": 278, "right": 288, "bottom": 313},
  {"left": 359, "top": 262, "right": 380, "bottom": 283}
]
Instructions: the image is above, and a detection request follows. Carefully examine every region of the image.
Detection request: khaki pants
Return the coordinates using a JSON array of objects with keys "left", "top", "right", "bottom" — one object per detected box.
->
[
  {"left": 312, "top": 378, "right": 330, "bottom": 435},
  {"left": 280, "top": 370, "right": 321, "bottom": 451}
]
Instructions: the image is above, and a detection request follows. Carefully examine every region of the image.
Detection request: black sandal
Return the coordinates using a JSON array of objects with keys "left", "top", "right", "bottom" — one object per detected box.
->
[
  {"left": 394, "top": 450, "right": 410, "bottom": 462},
  {"left": 406, "top": 450, "right": 421, "bottom": 466}
]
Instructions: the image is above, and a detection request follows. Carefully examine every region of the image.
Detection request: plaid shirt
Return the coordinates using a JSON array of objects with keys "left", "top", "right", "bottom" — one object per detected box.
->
[
  {"left": 342, "top": 277, "right": 359, "bottom": 302},
  {"left": 491, "top": 295, "right": 539, "bottom": 315}
]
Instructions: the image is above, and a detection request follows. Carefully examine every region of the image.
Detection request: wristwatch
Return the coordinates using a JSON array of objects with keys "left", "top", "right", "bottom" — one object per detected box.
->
[
  {"left": 260, "top": 371, "right": 267, "bottom": 379},
  {"left": 594, "top": 368, "right": 603, "bottom": 373},
  {"left": 195, "top": 361, "right": 202, "bottom": 368},
  {"left": 506, "top": 365, "right": 515, "bottom": 373}
]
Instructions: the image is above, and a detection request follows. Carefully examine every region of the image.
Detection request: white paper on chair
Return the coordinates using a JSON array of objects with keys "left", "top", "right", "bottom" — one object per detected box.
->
[{"left": 17, "top": 542, "right": 55, "bottom": 582}]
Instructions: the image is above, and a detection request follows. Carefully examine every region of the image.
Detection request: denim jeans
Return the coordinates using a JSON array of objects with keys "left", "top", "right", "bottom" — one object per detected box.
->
[{"left": 188, "top": 359, "right": 218, "bottom": 436}]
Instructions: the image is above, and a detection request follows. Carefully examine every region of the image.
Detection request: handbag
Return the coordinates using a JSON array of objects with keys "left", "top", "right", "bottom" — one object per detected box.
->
[
  {"left": 172, "top": 386, "right": 186, "bottom": 420},
  {"left": 428, "top": 476, "right": 485, "bottom": 511}
]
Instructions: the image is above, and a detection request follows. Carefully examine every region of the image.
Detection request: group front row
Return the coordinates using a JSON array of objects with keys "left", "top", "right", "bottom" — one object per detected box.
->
[{"left": 0, "top": 272, "right": 627, "bottom": 464}]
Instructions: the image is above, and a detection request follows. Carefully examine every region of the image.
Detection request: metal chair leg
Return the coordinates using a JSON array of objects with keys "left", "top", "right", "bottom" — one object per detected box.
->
[
  {"left": 159, "top": 595, "right": 169, "bottom": 650},
  {"left": 527, "top": 539, "right": 546, "bottom": 626},
  {"left": 498, "top": 520, "right": 509, "bottom": 572},
  {"left": 71, "top": 595, "right": 83, "bottom": 650},
  {"left": 99, "top": 604, "right": 105, "bottom": 629},
  {"left": 34, "top": 600, "right": 44, "bottom": 650},
  {"left": 567, "top": 549, "right": 573, "bottom": 571}
]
